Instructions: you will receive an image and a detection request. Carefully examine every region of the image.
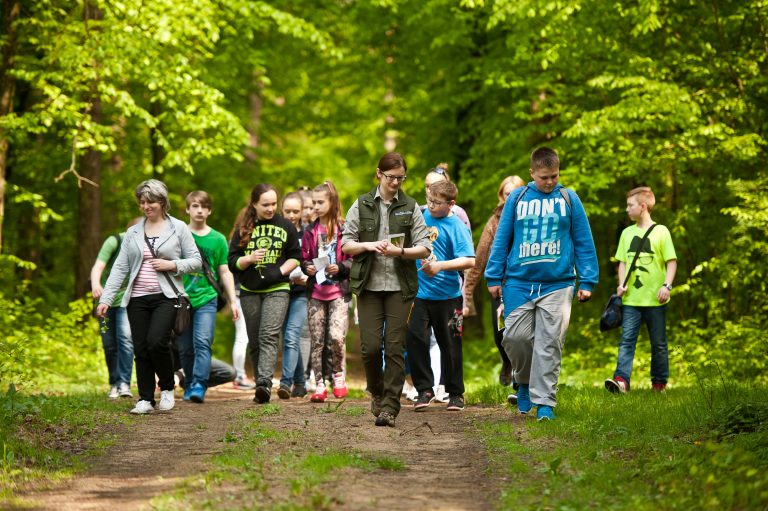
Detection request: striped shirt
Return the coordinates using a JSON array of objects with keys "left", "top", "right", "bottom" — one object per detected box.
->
[{"left": 131, "top": 243, "right": 162, "bottom": 297}]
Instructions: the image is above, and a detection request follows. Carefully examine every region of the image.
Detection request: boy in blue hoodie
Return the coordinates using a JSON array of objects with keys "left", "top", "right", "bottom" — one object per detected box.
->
[{"left": 485, "top": 147, "right": 598, "bottom": 421}]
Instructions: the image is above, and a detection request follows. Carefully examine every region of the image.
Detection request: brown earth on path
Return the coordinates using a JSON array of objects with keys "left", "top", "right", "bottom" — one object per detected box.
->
[{"left": 14, "top": 384, "right": 512, "bottom": 511}]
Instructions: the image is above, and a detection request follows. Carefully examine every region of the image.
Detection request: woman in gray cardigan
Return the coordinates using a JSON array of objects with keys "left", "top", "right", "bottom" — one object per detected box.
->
[{"left": 97, "top": 180, "right": 201, "bottom": 414}]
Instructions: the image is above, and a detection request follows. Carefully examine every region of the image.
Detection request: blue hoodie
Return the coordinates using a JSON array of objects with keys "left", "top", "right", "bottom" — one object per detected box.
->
[{"left": 484, "top": 182, "right": 599, "bottom": 315}]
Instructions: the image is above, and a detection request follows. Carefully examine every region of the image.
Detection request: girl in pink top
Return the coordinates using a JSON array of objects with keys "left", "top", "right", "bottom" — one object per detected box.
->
[{"left": 301, "top": 181, "right": 353, "bottom": 402}]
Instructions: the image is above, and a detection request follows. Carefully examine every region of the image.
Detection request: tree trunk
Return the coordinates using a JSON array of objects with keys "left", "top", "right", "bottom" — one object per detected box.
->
[
  {"left": 0, "top": 0, "right": 20, "bottom": 253},
  {"left": 150, "top": 100, "right": 165, "bottom": 174},
  {"left": 245, "top": 71, "right": 264, "bottom": 164},
  {"left": 75, "top": 1, "right": 103, "bottom": 299}
]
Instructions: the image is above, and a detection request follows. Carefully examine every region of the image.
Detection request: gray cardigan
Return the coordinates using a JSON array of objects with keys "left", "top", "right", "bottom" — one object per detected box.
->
[{"left": 99, "top": 215, "right": 202, "bottom": 308}]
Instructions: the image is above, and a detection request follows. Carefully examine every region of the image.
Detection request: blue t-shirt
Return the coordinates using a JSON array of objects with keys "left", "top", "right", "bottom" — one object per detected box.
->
[{"left": 417, "top": 211, "right": 475, "bottom": 300}]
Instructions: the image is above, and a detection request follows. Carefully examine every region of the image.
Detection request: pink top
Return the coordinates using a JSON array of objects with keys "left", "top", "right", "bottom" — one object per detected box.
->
[
  {"left": 131, "top": 244, "right": 162, "bottom": 297},
  {"left": 311, "top": 224, "right": 344, "bottom": 301}
]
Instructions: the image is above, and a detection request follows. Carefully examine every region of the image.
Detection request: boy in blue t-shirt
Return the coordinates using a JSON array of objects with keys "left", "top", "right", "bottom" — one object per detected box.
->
[{"left": 406, "top": 180, "right": 475, "bottom": 412}]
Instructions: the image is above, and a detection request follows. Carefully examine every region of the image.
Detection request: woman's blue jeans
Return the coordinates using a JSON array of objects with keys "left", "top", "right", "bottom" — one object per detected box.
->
[
  {"left": 614, "top": 304, "right": 669, "bottom": 385},
  {"left": 177, "top": 298, "right": 217, "bottom": 388},
  {"left": 99, "top": 306, "right": 133, "bottom": 386},
  {"left": 281, "top": 295, "right": 307, "bottom": 387}
]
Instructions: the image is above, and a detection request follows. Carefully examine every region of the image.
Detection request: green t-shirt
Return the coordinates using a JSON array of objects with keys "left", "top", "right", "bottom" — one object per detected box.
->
[
  {"left": 183, "top": 228, "right": 228, "bottom": 309},
  {"left": 97, "top": 233, "right": 127, "bottom": 304},
  {"left": 615, "top": 224, "right": 677, "bottom": 307}
]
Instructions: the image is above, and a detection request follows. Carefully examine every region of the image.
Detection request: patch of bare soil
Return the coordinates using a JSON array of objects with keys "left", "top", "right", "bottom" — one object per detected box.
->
[{"left": 16, "top": 384, "right": 512, "bottom": 511}]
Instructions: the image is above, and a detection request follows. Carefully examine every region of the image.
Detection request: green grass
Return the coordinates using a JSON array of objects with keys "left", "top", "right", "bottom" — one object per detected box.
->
[
  {"left": 0, "top": 385, "right": 131, "bottom": 503},
  {"left": 474, "top": 384, "right": 768, "bottom": 510}
]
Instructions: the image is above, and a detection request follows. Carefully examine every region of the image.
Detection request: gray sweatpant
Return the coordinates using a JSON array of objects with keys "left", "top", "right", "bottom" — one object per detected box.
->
[
  {"left": 502, "top": 286, "right": 573, "bottom": 408},
  {"left": 241, "top": 291, "right": 290, "bottom": 388}
]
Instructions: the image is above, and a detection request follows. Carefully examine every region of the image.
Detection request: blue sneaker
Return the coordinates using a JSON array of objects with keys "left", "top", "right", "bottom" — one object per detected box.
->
[
  {"left": 537, "top": 404, "right": 555, "bottom": 421},
  {"left": 189, "top": 383, "right": 206, "bottom": 403},
  {"left": 183, "top": 386, "right": 192, "bottom": 401},
  {"left": 517, "top": 384, "right": 532, "bottom": 414}
]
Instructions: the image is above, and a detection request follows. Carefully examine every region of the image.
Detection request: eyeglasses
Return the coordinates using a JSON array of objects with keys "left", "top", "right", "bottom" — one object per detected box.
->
[
  {"left": 381, "top": 172, "right": 407, "bottom": 183},
  {"left": 427, "top": 198, "right": 448, "bottom": 206}
]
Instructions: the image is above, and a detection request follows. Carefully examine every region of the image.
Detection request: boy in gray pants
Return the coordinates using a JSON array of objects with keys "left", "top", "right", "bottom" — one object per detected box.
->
[{"left": 485, "top": 147, "right": 599, "bottom": 421}]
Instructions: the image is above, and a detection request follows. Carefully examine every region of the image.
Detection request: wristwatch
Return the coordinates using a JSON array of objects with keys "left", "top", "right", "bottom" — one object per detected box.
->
[{"left": 662, "top": 283, "right": 673, "bottom": 290}]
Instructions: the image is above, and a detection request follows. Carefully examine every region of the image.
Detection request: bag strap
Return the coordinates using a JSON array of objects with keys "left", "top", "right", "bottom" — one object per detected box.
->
[
  {"left": 621, "top": 224, "right": 657, "bottom": 288},
  {"left": 144, "top": 233, "right": 183, "bottom": 298},
  {"left": 196, "top": 243, "right": 224, "bottom": 296}
]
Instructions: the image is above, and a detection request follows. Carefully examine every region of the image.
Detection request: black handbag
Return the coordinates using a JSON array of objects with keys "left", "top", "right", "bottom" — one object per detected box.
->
[
  {"left": 144, "top": 234, "right": 192, "bottom": 336},
  {"left": 600, "top": 224, "right": 657, "bottom": 332}
]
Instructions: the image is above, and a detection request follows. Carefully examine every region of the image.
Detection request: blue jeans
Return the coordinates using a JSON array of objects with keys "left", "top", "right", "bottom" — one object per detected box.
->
[
  {"left": 614, "top": 304, "right": 669, "bottom": 385},
  {"left": 177, "top": 298, "right": 217, "bottom": 388},
  {"left": 281, "top": 295, "right": 307, "bottom": 387},
  {"left": 99, "top": 306, "right": 133, "bottom": 386}
]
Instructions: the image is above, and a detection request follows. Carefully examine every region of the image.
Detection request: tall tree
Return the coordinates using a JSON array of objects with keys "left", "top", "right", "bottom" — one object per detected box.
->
[{"left": 0, "top": 0, "right": 20, "bottom": 252}]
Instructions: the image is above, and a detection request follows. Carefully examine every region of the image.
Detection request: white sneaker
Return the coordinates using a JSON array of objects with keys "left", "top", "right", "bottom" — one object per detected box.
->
[
  {"left": 403, "top": 381, "right": 418, "bottom": 402},
  {"left": 108, "top": 386, "right": 119, "bottom": 399},
  {"left": 307, "top": 371, "right": 317, "bottom": 392},
  {"left": 118, "top": 383, "right": 133, "bottom": 398},
  {"left": 130, "top": 400, "right": 154, "bottom": 414},
  {"left": 434, "top": 384, "right": 450, "bottom": 403},
  {"left": 158, "top": 390, "right": 175, "bottom": 411}
]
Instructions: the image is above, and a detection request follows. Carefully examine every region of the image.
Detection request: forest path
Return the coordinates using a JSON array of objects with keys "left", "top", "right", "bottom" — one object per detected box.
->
[{"left": 16, "top": 385, "right": 509, "bottom": 510}]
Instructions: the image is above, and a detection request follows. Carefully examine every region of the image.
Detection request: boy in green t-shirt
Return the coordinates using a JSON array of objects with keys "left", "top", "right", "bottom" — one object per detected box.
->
[
  {"left": 605, "top": 187, "right": 677, "bottom": 394},
  {"left": 178, "top": 191, "right": 239, "bottom": 403}
]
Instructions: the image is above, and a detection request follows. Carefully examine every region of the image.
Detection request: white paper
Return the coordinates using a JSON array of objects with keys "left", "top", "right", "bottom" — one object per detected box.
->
[{"left": 313, "top": 256, "right": 330, "bottom": 284}]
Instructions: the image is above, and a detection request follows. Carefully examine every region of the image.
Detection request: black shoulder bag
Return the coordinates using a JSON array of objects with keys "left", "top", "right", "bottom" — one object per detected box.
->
[
  {"left": 144, "top": 234, "right": 191, "bottom": 336},
  {"left": 600, "top": 224, "right": 657, "bottom": 332},
  {"left": 198, "top": 246, "right": 227, "bottom": 311}
]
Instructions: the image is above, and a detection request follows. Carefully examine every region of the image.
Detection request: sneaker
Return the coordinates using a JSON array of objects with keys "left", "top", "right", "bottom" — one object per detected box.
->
[
  {"left": 375, "top": 411, "right": 396, "bottom": 427},
  {"left": 652, "top": 382, "right": 667, "bottom": 393},
  {"left": 537, "top": 404, "right": 555, "bottom": 421},
  {"left": 174, "top": 369, "right": 185, "bottom": 389},
  {"left": 233, "top": 376, "right": 256, "bottom": 390},
  {"left": 307, "top": 371, "right": 317, "bottom": 393},
  {"left": 499, "top": 362, "right": 513, "bottom": 386},
  {"left": 108, "top": 386, "right": 119, "bottom": 399},
  {"left": 118, "top": 383, "right": 133, "bottom": 398},
  {"left": 434, "top": 384, "right": 450, "bottom": 403},
  {"left": 507, "top": 393, "right": 518, "bottom": 405},
  {"left": 253, "top": 385, "right": 271, "bottom": 404},
  {"left": 130, "top": 400, "right": 154, "bottom": 414},
  {"left": 291, "top": 384, "right": 307, "bottom": 398},
  {"left": 371, "top": 394, "right": 382, "bottom": 417},
  {"left": 332, "top": 372, "right": 348, "bottom": 399},
  {"left": 277, "top": 384, "right": 291, "bottom": 400},
  {"left": 605, "top": 376, "right": 629, "bottom": 394},
  {"left": 414, "top": 390, "right": 435, "bottom": 411},
  {"left": 183, "top": 386, "right": 192, "bottom": 401},
  {"left": 189, "top": 383, "right": 206, "bottom": 403},
  {"left": 158, "top": 390, "right": 175, "bottom": 411},
  {"left": 517, "top": 384, "right": 532, "bottom": 414},
  {"left": 310, "top": 382, "right": 328, "bottom": 403},
  {"left": 446, "top": 395, "right": 465, "bottom": 411}
]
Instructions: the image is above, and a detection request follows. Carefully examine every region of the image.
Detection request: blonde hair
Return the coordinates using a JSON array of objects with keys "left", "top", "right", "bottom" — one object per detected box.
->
[
  {"left": 627, "top": 186, "right": 656, "bottom": 212},
  {"left": 497, "top": 176, "right": 526, "bottom": 207}
]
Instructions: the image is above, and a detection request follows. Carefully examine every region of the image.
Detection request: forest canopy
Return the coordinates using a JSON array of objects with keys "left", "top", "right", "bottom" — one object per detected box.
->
[{"left": 1, "top": 0, "right": 766, "bottom": 386}]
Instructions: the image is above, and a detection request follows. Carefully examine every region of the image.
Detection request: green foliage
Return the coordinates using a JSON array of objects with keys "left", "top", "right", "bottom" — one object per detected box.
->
[{"left": 0, "top": 293, "right": 105, "bottom": 391}]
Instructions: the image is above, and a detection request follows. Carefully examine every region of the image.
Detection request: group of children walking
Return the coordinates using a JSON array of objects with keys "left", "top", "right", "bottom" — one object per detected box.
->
[{"left": 93, "top": 146, "right": 677, "bottom": 426}]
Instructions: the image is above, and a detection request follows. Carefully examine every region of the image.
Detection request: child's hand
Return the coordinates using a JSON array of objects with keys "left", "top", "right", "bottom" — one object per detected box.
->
[
  {"left": 617, "top": 285, "right": 628, "bottom": 297},
  {"left": 421, "top": 259, "right": 440, "bottom": 277},
  {"left": 657, "top": 285, "right": 671, "bottom": 303},
  {"left": 326, "top": 264, "right": 339, "bottom": 275},
  {"left": 305, "top": 264, "right": 317, "bottom": 276}
]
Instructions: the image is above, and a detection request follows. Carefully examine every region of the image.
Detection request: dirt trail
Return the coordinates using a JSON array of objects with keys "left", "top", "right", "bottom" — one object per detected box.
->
[{"left": 17, "top": 384, "right": 507, "bottom": 511}]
